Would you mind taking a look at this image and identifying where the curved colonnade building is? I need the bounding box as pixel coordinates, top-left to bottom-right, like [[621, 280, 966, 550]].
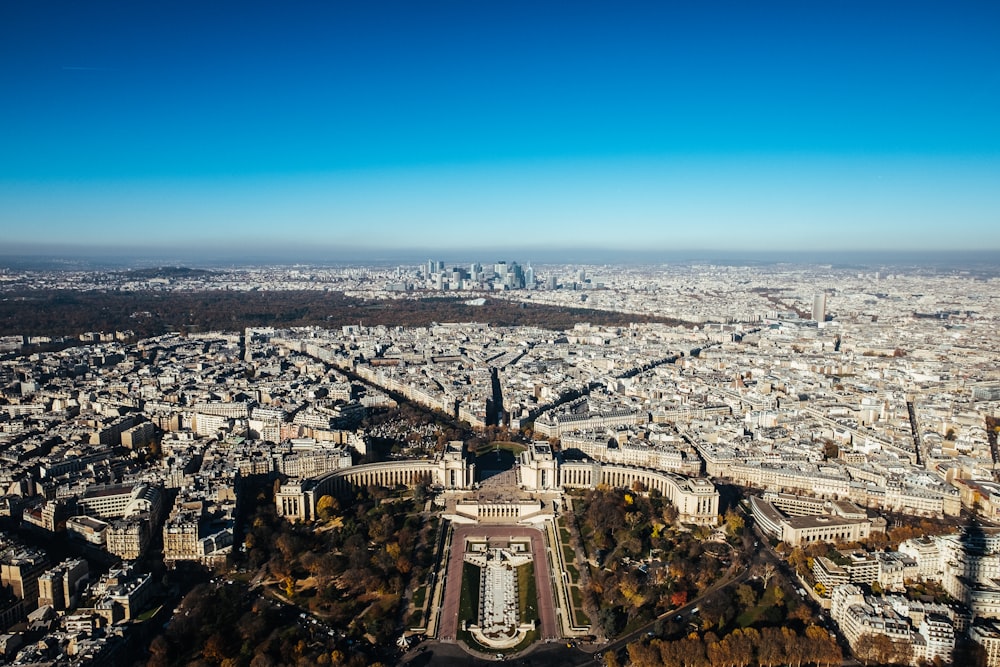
[[277, 441, 719, 525]]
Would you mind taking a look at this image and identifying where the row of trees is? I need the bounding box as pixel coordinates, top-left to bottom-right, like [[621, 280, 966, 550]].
[[626, 626, 842, 667]]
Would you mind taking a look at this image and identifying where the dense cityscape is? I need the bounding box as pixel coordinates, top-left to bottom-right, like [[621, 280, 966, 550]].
[[0, 258, 997, 666]]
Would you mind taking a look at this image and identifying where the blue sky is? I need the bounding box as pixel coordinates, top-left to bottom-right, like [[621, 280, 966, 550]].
[[2, 1, 999, 258]]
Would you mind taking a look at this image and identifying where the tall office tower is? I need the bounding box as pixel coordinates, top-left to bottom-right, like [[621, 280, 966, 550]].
[[812, 293, 827, 322], [508, 262, 524, 289], [524, 263, 535, 288], [426, 260, 435, 277]]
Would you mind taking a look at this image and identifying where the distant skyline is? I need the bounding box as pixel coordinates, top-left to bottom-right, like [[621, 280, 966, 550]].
[[2, 1, 999, 258]]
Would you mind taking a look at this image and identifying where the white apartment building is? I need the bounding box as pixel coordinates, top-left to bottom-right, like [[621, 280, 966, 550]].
[[898, 536, 943, 579]]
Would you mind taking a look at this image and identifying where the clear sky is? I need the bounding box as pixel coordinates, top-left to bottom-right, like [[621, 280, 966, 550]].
[[2, 1, 999, 260]]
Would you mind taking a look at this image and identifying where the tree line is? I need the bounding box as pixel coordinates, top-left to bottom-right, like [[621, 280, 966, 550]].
[[0, 289, 692, 339], [626, 625, 842, 667]]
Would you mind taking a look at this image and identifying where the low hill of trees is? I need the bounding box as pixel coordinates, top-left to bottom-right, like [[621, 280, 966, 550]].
[[0, 290, 691, 339]]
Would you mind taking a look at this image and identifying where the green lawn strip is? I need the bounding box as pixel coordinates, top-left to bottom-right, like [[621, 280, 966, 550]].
[[555, 522, 579, 583], [736, 606, 763, 628], [517, 563, 538, 624], [570, 586, 590, 626], [412, 585, 427, 608], [135, 604, 162, 622], [459, 563, 482, 627]]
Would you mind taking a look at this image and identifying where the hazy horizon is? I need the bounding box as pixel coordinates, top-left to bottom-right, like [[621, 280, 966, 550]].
[[3, 244, 999, 274]]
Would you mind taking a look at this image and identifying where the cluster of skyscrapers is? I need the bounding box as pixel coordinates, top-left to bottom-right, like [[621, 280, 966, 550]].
[[419, 259, 536, 291]]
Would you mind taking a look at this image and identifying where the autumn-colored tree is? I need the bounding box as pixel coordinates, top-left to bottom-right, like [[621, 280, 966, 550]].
[[671, 589, 689, 608], [147, 635, 171, 667], [756, 627, 787, 667], [787, 601, 813, 623], [805, 625, 842, 667], [619, 574, 646, 608], [317, 494, 339, 520], [729, 628, 758, 667], [854, 632, 911, 665], [628, 641, 661, 667], [202, 632, 232, 664], [724, 509, 745, 535]]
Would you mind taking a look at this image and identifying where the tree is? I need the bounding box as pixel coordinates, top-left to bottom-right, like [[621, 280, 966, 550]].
[[730, 628, 757, 667], [628, 641, 661, 667], [757, 627, 787, 667], [662, 504, 679, 524], [599, 606, 625, 638], [817, 439, 837, 460], [724, 509, 745, 536], [787, 601, 813, 623], [783, 627, 807, 667], [736, 583, 757, 609], [854, 633, 909, 666], [671, 590, 688, 608], [147, 635, 171, 667], [786, 549, 808, 577], [759, 562, 777, 589], [317, 495, 339, 520], [706, 637, 729, 667], [805, 625, 842, 667]]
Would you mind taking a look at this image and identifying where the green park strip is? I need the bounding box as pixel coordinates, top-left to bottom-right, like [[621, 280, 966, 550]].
[[571, 587, 590, 626], [411, 585, 427, 608], [517, 563, 538, 625], [458, 562, 482, 629]]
